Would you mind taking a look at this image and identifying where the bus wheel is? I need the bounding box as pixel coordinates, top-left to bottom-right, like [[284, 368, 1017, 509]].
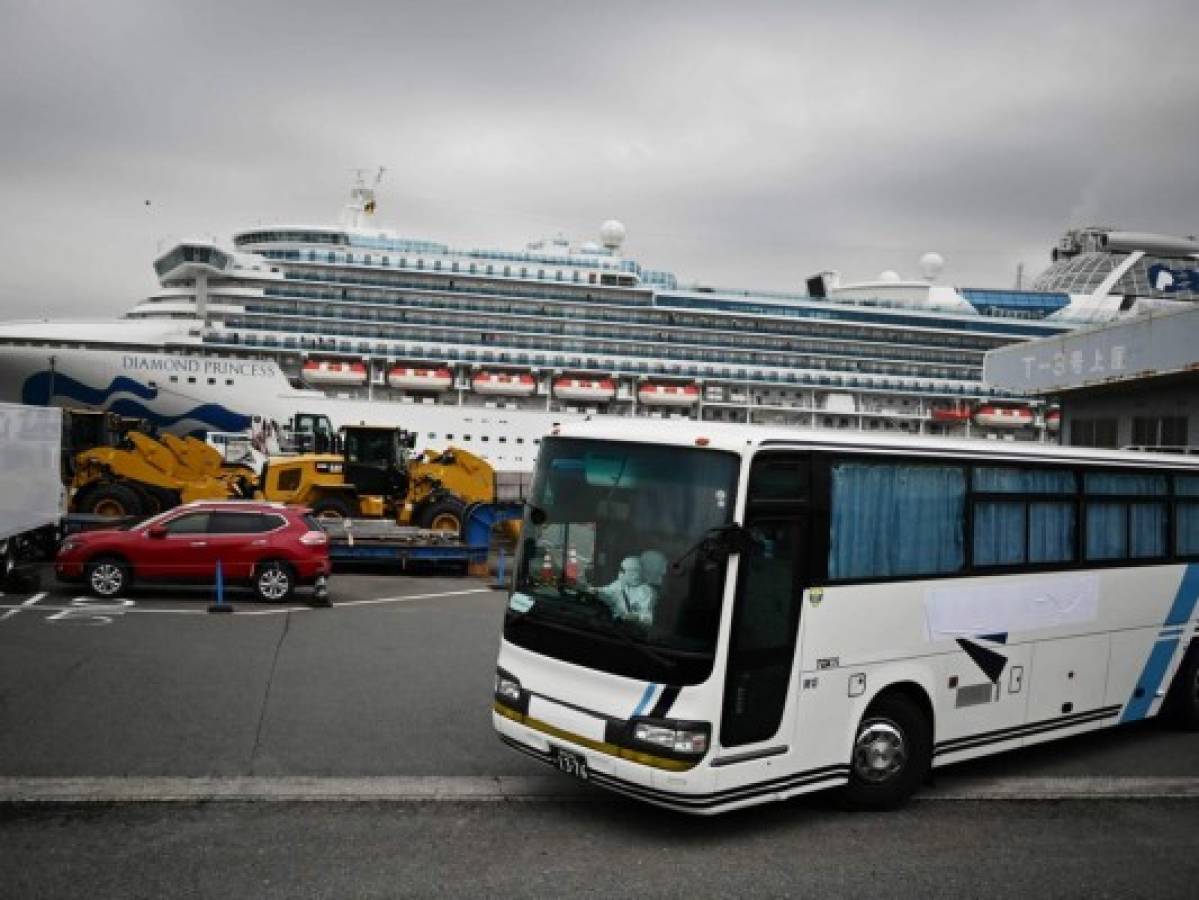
[[842, 693, 931, 810], [1165, 644, 1199, 731]]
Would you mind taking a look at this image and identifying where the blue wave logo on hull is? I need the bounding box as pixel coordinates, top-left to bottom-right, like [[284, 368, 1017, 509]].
[[22, 371, 252, 434]]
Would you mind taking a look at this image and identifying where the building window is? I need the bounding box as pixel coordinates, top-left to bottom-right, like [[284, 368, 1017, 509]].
[[1070, 417, 1119, 449], [1132, 415, 1188, 448]]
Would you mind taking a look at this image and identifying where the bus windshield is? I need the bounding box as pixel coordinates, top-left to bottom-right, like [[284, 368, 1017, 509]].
[[505, 437, 739, 684]]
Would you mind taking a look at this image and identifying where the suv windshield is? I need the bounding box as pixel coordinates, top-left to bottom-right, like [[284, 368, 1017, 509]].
[[504, 437, 739, 684]]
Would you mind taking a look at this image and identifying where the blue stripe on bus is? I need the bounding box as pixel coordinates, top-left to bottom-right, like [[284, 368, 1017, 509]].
[[1120, 638, 1180, 723], [1164, 564, 1199, 626], [631, 683, 658, 718]]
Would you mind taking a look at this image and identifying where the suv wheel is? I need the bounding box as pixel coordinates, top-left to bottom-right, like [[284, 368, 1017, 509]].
[[254, 561, 295, 603], [86, 556, 130, 599]]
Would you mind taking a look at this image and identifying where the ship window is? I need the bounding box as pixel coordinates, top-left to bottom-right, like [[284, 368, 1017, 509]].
[[187, 377, 196, 384], [446, 434, 453, 440], [463, 434, 472, 441], [516, 438, 524, 444], [225, 379, 234, 386], [207, 378, 216, 385], [170, 376, 178, 383]]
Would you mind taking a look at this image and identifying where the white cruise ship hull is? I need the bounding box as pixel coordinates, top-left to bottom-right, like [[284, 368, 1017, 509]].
[[0, 332, 580, 472]]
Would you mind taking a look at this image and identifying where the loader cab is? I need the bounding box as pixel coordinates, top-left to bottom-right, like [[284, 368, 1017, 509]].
[[341, 426, 414, 499], [290, 413, 337, 454]]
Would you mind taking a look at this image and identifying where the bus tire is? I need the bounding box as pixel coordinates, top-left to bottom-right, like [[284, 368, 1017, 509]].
[[842, 692, 931, 811], [1165, 643, 1199, 731]]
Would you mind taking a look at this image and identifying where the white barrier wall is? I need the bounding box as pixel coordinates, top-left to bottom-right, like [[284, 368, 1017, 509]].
[[0, 403, 63, 541]]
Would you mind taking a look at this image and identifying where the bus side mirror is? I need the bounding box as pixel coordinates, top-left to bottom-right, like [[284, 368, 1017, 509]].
[[710, 523, 755, 556]]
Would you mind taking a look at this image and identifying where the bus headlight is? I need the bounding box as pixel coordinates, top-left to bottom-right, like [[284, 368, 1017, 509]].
[[494, 669, 524, 708], [631, 719, 710, 756]]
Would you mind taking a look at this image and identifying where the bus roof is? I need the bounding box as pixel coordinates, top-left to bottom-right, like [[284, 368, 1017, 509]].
[[550, 419, 1199, 470]]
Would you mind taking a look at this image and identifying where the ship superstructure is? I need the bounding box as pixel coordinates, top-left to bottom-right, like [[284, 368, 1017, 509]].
[[0, 180, 1193, 472]]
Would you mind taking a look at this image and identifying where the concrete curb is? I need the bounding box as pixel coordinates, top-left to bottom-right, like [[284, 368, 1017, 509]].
[[2, 775, 1198, 804]]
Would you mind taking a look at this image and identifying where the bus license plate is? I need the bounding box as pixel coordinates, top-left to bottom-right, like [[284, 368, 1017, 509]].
[[552, 747, 589, 781]]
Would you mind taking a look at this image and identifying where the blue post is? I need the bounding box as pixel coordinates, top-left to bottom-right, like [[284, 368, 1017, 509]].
[[208, 559, 233, 613]]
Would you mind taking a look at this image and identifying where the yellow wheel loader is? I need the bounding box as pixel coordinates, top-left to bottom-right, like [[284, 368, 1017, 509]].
[[69, 430, 248, 518], [260, 425, 495, 534]]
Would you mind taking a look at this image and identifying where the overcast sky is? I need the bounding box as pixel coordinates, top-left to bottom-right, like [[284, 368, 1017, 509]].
[[1, 0, 1197, 319]]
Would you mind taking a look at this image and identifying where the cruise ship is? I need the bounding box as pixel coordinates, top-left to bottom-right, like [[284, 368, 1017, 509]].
[[1, 175, 1195, 473]]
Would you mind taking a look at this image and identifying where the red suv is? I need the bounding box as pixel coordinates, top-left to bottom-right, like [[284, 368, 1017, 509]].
[[56, 501, 330, 602]]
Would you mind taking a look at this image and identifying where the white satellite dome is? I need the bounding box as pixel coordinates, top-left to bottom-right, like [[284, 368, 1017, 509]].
[[878, 270, 902, 283], [919, 251, 945, 281], [599, 219, 626, 250]]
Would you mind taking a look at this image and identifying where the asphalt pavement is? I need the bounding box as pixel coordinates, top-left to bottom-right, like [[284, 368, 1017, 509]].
[[2, 569, 1199, 898]]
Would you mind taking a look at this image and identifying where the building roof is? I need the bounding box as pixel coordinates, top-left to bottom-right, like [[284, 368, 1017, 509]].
[[983, 303, 1199, 396]]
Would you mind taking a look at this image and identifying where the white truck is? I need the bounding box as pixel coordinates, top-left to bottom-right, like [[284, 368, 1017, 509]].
[[0, 403, 64, 587]]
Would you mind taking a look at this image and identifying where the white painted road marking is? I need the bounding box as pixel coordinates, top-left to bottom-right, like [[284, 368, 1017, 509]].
[[0, 592, 45, 623], [0, 587, 495, 620], [46, 597, 136, 626], [1, 775, 1197, 804]]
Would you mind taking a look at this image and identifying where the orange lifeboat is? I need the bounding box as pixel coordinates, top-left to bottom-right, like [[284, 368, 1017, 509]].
[[930, 401, 973, 423], [973, 404, 1035, 429], [553, 377, 617, 403], [638, 382, 700, 407], [302, 359, 367, 387], [387, 366, 453, 391], [472, 371, 537, 397]]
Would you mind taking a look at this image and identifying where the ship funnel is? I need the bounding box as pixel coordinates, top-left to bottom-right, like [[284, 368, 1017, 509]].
[[1099, 231, 1199, 257]]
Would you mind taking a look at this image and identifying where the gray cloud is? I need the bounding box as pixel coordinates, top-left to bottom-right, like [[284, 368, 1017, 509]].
[[1, 0, 1196, 319]]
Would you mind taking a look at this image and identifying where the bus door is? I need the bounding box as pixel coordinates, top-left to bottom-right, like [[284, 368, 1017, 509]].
[[720, 454, 809, 749]]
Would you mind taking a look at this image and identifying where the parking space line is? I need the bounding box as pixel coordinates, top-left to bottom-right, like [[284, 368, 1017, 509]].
[[334, 587, 494, 608], [0, 592, 46, 623], [0, 587, 495, 619]]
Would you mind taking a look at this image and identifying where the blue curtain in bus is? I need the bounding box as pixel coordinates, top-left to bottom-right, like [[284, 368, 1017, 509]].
[[974, 467, 1076, 493], [1129, 503, 1166, 558], [829, 463, 965, 579], [1178, 503, 1199, 555], [973, 501, 1024, 565], [1086, 502, 1127, 560], [1084, 473, 1167, 495], [1029, 502, 1074, 563]]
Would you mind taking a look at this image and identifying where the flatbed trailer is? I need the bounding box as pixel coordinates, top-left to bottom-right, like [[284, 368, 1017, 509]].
[[321, 501, 523, 574]]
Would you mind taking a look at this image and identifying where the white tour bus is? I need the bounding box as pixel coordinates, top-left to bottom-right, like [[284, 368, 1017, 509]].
[[493, 421, 1199, 814]]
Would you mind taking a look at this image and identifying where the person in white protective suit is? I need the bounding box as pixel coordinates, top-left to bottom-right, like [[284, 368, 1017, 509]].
[[595, 553, 664, 625]]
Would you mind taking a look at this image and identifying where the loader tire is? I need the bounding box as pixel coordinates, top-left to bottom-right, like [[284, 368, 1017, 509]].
[[414, 495, 467, 535], [80, 483, 144, 519]]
